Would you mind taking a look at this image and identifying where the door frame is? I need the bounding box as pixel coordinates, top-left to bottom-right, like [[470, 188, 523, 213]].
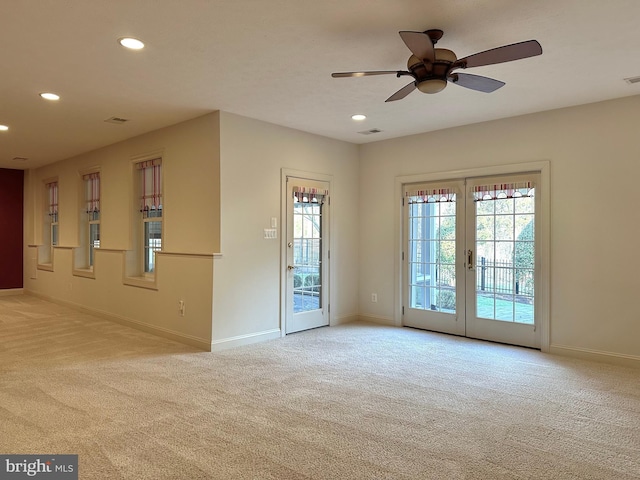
[[280, 168, 334, 336], [394, 161, 551, 352]]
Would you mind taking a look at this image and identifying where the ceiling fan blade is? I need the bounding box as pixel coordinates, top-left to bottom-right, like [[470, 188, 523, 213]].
[[399, 31, 435, 63], [449, 73, 505, 93], [457, 40, 542, 69], [331, 71, 401, 78], [385, 82, 416, 102]]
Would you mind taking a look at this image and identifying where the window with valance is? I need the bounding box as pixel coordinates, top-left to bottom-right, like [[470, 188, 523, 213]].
[[136, 158, 162, 274]]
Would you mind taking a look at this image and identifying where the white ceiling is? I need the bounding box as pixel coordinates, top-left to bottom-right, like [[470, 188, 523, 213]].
[[2, 0, 640, 170]]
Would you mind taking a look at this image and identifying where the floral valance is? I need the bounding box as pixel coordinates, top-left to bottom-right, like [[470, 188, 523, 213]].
[[83, 172, 100, 214], [405, 187, 456, 204], [293, 186, 329, 204], [136, 158, 162, 212], [46, 181, 58, 216], [473, 182, 534, 201]]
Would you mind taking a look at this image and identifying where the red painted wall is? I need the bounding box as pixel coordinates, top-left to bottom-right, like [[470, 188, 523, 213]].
[[0, 168, 24, 289]]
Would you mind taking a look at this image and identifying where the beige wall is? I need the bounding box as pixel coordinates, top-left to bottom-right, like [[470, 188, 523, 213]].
[[21, 95, 640, 364], [214, 112, 360, 348], [358, 95, 640, 362], [23, 113, 220, 348], [22, 110, 360, 352]]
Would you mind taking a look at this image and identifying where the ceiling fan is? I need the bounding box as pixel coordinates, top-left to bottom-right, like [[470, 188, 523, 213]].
[[331, 29, 542, 102]]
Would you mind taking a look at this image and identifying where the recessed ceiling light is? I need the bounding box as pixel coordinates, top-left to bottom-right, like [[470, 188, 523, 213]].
[[351, 114, 367, 121], [40, 92, 60, 101], [119, 37, 145, 50], [0, 125, 8, 131]]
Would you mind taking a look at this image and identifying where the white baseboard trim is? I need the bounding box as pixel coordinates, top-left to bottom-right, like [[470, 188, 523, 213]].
[[357, 314, 396, 326], [0, 288, 24, 297], [550, 344, 640, 368], [25, 290, 211, 351], [211, 328, 281, 352]]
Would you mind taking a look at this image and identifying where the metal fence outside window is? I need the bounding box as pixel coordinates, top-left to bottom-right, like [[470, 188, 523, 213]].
[[477, 257, 533, 296]]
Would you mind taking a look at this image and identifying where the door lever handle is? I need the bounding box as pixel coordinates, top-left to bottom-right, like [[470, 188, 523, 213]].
[[467, 250, 473, 270], [287, 265, 296, 271]]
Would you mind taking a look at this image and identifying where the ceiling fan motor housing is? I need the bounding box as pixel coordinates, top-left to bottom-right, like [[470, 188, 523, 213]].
[[408, 48, 458, 93]]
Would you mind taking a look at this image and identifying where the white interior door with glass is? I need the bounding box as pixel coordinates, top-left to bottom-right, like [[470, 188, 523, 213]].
[[403, 173, 540, 349], [284, 178, 330, 334]]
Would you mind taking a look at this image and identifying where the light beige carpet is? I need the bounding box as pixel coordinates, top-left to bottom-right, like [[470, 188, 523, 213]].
[[0, 294, 639, 479]]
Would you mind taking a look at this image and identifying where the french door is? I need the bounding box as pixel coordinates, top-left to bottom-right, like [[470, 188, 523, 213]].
[[284, 177, 330, 334], [403, 173, 540, 348]]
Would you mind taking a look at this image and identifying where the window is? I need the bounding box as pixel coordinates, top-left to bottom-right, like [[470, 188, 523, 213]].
[[83, 172, 100, 268], [45, 180, 58, 264], [137, 158, 162, 274]]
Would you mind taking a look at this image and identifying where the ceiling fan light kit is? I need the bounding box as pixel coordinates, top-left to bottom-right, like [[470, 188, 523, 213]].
[[332, 28, 542, 102], [417, 79, 448, 94]]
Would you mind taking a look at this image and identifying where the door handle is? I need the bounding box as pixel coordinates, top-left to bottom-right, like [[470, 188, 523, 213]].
[[467, 249, 474, 270], [287, 265, 296, 271]]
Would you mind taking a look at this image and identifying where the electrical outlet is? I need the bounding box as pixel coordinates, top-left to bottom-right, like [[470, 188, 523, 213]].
[[371, 293, 377, 303], [178, 300, 185, 316]]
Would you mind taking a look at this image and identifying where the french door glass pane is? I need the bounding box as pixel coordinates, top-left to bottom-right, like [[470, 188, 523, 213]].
[[475, 193, 534, 324], [407, 199, 456, 313], [293, 202, 322, 313]]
